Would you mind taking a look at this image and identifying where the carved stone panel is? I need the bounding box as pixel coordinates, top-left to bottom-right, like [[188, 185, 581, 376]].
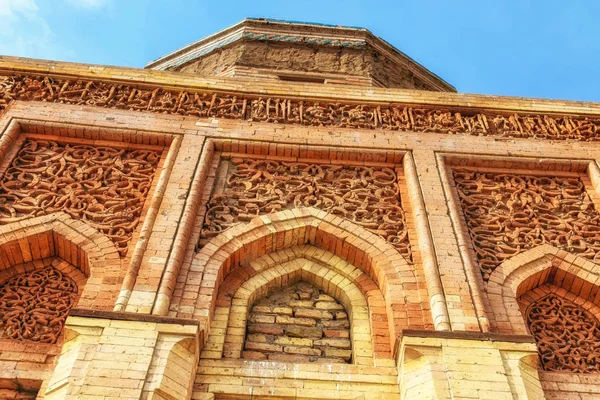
[[453, 170, 600, 280], [525, 293, 600, 373], [200, 158, 412, 262], [0, 139, 161, 256], [0, 265, 78, 344]]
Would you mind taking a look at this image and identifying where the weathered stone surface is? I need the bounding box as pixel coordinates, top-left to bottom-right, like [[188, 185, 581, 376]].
[[274, 337, 313, 347], [241, 351, 267, 360], [314, 339, 351, 349], [324, 348, 352, 361], [294, 308, 333, 320], [285, 326, 324, 339], [244, 342, 282, 353], [284, 346, 321, 356], [323, 330, 350, 339], [247, 324, 284, 336], [243, 281, 351, 363], [248, 314, 275, 324], [322, 320, 350, 329], [315, 302, 345, 311], [275, 315, 316, 327]]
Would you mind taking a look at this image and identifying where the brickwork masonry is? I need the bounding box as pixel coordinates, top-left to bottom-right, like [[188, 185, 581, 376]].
[[243, 281, 352, 363], [1, 56, 600, 398]]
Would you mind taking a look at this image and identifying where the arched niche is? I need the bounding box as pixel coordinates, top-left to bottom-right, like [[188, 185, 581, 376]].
[[242, 280, 353, 364], [200, 245, 398, 366], [180, 207, 429, 354], [0, 213, 117, 334], [487, 244, 600, 334], [0, 212, 115, 397]]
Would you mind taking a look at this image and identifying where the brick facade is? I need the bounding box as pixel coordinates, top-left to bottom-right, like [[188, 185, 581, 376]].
[[0, 18, 599, 399]]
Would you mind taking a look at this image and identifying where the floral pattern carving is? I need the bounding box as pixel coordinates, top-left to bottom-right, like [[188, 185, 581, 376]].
[[453, 170, 600, 280], [2, 75, 600, 141], [526, 293, 600, 373], [0, 267, 78, 344], [0, 139, 161, 256], [200, 158, 412, 262]]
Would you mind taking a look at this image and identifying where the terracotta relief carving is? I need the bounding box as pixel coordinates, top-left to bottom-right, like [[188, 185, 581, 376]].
[[200, 158, 412, 262], [453, 170, 600, 280], [2, 75, 600, 141], [0, 266, 78, 344], [526, 293, 600, 373], [0, 139, 161, 256]]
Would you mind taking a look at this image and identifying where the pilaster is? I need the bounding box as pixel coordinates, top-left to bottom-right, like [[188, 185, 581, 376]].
[[397, 331, 544, 400], [40, 311, 201, 400]]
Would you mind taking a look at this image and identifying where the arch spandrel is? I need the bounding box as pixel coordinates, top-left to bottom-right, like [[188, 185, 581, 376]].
[[199, 158, 413, 264], [453, 169, 600, 282], [0, 138, 162, 258]]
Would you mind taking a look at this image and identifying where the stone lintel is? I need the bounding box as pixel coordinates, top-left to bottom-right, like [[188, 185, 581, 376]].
[[401, 329, 536, 344], [70, 307, 201, 326]]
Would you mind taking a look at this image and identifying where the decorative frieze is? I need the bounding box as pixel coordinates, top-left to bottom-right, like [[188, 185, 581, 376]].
[[1, 75, 600, 141], [453, 170, 600, 280], [200, 158, 412, 262], [0, 138, 161, 256], [0, 266, 78, 344], [526, 293, 600, 373]]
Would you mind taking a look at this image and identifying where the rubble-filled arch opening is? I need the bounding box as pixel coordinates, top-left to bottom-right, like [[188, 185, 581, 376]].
[[243, 280, 352, 363]]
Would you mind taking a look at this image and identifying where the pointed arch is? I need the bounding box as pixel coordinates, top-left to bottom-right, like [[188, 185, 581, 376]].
[[170, 207, 429, 352], [487, 243, 600, 334], [201, 246, 391, 364], [220, 257, 374, 365], [0, 212, 120, 308]]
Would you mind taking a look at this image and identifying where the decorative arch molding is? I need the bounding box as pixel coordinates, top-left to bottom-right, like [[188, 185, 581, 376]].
[[172, 207, 430, 351], [201, 245, 392, 364], [487, 243, 600, 334], [0, 212, 120, 308], [224, 257, 374, 365]]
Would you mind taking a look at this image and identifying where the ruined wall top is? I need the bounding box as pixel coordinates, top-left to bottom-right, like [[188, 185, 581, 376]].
[[145, 18, 455, 92]]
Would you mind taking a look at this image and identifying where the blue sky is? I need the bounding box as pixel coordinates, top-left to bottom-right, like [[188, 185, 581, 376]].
[[1, 0, 599, 102]]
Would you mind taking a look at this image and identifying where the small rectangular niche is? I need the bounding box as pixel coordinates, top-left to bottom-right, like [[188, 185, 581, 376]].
[[278, 74, 326, 84]]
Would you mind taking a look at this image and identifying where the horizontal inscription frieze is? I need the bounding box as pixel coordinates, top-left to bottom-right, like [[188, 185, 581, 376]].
[[1, 75, 600, 141]]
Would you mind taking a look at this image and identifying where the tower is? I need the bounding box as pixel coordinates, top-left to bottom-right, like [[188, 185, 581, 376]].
[[0, 18, 598, 400]]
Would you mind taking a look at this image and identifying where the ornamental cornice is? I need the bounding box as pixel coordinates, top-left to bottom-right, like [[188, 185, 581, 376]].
[[2, 57, 600, 142]]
